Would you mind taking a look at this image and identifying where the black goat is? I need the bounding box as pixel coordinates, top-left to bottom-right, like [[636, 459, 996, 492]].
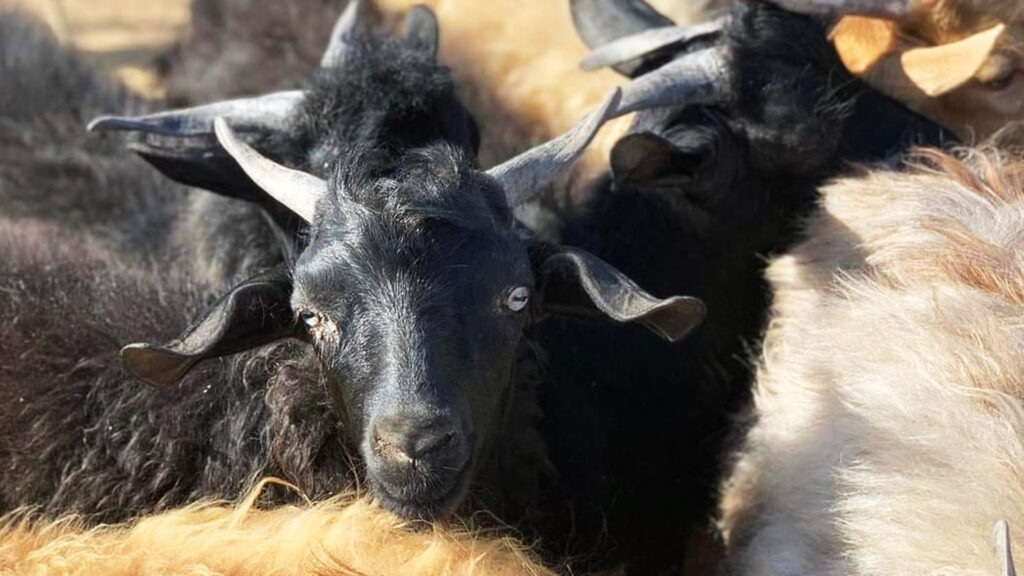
[[506, 1, 956, 574], [0, 2, 704, 536]]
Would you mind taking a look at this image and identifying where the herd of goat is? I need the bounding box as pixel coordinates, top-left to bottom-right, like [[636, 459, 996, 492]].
[[1, 0, 1023, 574]]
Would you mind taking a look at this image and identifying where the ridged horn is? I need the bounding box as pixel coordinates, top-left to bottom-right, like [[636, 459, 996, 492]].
[[487, 88, 621, 206], [213, 118, 327, 223]]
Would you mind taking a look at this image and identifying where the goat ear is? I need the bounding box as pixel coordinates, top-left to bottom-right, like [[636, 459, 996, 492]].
[[530, 243, 705, 342], [403, 5, 439, 58], [88, 91, 304, 203], [121, 267, 299, 387], [611, 132, 704, 188], [899, 23, 1005, 97], [832, 16, 1004, 99], [830, 16, 900, 75]]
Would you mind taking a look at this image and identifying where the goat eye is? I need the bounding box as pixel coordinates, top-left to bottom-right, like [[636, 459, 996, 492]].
[[504, 286, 530, 313], [299, 311, 321, 329]]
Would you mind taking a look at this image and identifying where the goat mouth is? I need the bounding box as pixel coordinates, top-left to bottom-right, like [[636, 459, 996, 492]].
[[369, 458, 474, 520]]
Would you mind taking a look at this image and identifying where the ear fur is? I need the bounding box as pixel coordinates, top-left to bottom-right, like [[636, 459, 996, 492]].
[[530, 243, 705, 342], [121, 267, 299, 387]]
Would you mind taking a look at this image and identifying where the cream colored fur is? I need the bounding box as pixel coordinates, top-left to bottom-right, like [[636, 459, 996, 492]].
[[720, 148, 1024, 576], [0, 485, 556, 576]]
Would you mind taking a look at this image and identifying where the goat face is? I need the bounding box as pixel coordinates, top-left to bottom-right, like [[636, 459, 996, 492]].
[[287, 153, 535, 516], [93, 3, 705, 520], [113, 140, 703, 519]]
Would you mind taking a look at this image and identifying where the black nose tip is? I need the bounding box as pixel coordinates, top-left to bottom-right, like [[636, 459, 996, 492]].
[[373, 415, 458, 461]]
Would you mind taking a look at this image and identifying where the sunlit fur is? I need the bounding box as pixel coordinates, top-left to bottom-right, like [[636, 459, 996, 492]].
[[720, 148, 1024, 575], [0, 485, 555, 576]]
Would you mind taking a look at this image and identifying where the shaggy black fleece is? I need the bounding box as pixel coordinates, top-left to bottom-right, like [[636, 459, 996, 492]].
[[0, 12, 542, 526]]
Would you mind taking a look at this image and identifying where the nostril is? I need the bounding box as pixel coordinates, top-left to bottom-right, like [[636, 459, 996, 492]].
[[373, 430, 410, 462], [372, 416, 459, 462], [409, 424, 457, 459]]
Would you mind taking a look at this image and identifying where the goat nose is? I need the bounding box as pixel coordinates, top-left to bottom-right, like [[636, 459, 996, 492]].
[[373, 415, 457, 461]]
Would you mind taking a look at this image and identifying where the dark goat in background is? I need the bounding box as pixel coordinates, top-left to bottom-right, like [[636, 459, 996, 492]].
[[505, 0, 955, 573], [0, 11, 286, 289], [0, 14, 179, 253], [0, 0, 703, 544]]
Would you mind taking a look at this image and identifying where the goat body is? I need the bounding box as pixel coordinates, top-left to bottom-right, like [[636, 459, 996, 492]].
[[719, 148, 1024, 575]]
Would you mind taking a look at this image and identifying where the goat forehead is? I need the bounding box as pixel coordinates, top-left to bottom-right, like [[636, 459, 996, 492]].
[[328, 144, 510, 229], [294, 221, 529, 310]]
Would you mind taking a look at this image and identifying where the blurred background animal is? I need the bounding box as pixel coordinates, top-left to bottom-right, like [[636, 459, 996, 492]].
[[155, 0, 733, 193], [829, 0, 1024, 141]]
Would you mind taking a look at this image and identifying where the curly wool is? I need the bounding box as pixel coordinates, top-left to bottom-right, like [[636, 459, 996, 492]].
[[0, 487, 556, 576]]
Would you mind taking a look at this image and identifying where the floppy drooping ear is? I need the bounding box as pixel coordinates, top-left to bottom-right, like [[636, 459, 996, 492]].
[[832, 16, 1005, 100], [530, 243, 705, 342], [611, 124, 738, 198], [121, 267, 301, 387]]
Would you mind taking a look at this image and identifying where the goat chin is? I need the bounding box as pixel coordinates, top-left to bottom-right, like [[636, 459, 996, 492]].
[[0, 481, 556, 576], [720, 147, 1024, 575]]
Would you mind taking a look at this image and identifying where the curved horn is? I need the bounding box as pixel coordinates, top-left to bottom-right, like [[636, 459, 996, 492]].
[[570, 0, 675, 49], [88, 90, 305, 137], [580, 20, 725, 72], [213, 118, 326, 223], [321, 0, 369, 69], [767, 0, 912, 19], [487, 89, 621, 206], [996, 520, 1018, 576], [609, 46, 728, 117]]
